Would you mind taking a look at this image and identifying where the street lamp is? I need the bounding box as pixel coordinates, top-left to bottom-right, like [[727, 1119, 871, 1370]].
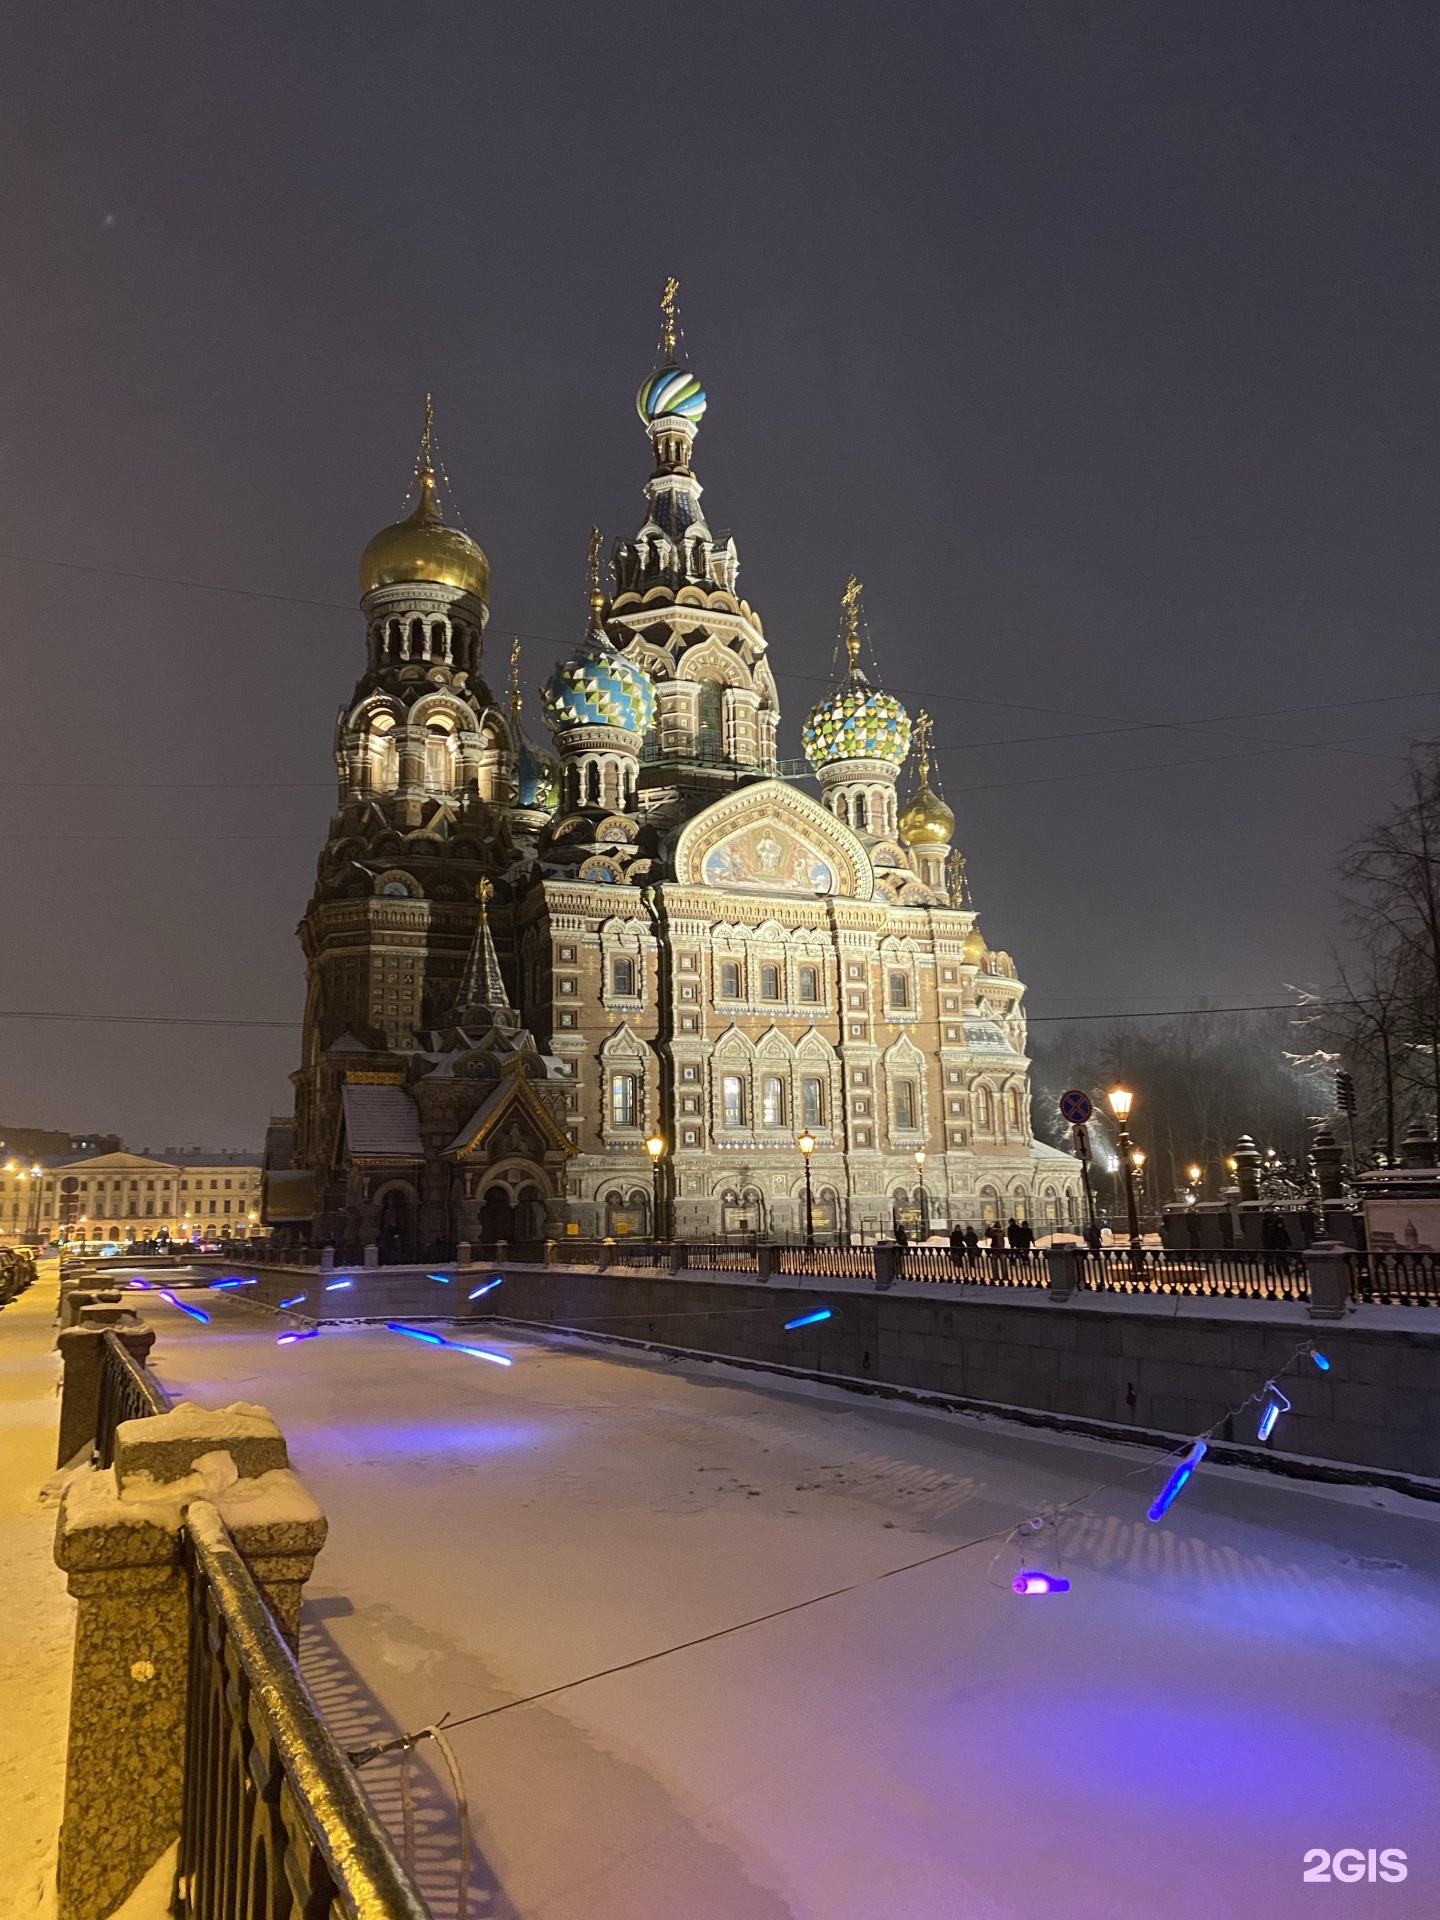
[[645, 1130, 666, 1243], [1107, 1087, 1143, 1251], [914, 1148, 928, 1242], [798, 1130, 816, 1248], [1186, 1163, 1202, 1204]]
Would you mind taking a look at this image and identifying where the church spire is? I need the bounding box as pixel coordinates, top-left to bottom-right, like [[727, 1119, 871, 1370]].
[[453, 879, 519, 1032]]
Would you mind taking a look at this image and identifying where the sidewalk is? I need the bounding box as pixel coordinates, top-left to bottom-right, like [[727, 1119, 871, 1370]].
[[0, 1267, 74, 1918]]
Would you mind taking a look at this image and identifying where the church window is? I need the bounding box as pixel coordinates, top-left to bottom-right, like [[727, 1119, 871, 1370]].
[[760, 964, 780, 1001], [852, 794, 868, 832], [798, 966, 819, 1003], [761, 1076, 786, 1127], [801, 1077, 825, 1128], [722, 1075, 746, 1128], [894, 1080, 917, 1130], [585, 763, 601, 806], [609, 1074, 638, 1129], [720, 962, 741, 999], [612, 957, 636, 997], [976, 1087, 994, 1131], [1008, 1088, 1024, 1129], [888, 972, 909, 1010]]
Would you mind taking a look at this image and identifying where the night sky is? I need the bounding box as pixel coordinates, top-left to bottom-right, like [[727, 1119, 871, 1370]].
[[3, 3, 1439, 1149]]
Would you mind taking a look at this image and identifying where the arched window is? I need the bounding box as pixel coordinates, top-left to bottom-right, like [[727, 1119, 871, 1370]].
[[852, 793, 868, 832], [585, 762, 601, 806], [697, 681, 723, 758], [1007, 1087, 1024, 1130], [975, 1086, 993, 1132]]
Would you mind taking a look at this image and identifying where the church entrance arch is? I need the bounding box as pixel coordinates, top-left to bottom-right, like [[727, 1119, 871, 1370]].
[[479, 1188, 516, 1244], [377, 1185, 415, 1265]]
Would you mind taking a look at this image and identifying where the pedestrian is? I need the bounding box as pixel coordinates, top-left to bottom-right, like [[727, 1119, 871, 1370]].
[[964, 1223, 981, 1261], [986, 1219, 1005, 1254], [895, 1217, 910, 1249], [1016, 1218, 1035, 1254], [1006, 1215, 1023, 1251], [949, 1221, 966, 1271], [1084, 1218, 1102, 1257]]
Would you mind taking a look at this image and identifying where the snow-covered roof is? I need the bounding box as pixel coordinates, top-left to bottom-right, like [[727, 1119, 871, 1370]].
[[342, 1084, 423, 1160]]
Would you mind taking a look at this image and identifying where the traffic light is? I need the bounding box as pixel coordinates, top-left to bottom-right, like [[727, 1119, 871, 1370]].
[[1335, 1070, 1357, 1115]]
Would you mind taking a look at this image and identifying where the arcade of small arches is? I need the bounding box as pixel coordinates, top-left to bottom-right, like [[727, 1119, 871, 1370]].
[[366, 611, 484, 677]]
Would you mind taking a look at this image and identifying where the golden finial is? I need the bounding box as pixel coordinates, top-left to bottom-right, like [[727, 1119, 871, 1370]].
[[507, 636, 522, 715], [660, 276, 680, 363], [841, 574, 864, 667], [419, 392, 435, 474], [915, 710, 933, 784], [476, 876, 495, 906], [587, 525, 606, 628]]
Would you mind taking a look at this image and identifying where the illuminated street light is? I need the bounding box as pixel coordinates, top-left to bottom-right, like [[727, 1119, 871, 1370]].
[[1107, 1087, 1133, 1123], [914, 1147, 928, 1241], [798, 1129, 816, 1248], [645, 1130, 666, 1242], [1107, 1089, 1143, 1257]]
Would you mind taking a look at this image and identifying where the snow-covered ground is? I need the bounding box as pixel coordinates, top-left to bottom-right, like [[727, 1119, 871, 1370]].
[[0, 1270, 75, 1919], [146, 1293, 1440, 1920]]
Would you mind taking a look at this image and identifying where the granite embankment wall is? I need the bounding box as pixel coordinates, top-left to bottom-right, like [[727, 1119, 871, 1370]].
[[193, 1260, 1440, 1486]]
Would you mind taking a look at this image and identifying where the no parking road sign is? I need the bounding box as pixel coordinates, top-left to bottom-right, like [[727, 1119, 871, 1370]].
[[1059, 1089, 1094, 1127]]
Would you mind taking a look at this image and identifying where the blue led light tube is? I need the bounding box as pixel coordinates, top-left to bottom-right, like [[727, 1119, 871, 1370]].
[[1147, 1438, 1207, 1522]]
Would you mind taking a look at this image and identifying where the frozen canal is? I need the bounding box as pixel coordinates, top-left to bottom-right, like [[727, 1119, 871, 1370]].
[[146, 1293, 1440, 1920]]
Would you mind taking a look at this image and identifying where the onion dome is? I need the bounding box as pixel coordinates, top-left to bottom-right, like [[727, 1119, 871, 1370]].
[[636, 277, 707, 424], [962, 927, 986, 965], [359, 400, 489, 602], [802, 576, 911, 770], [505, 642, 560, 811], [541, 529, 656, 738], [637, 365, 707, 425], [543, 644, 655, 737], [898, 711, 955, 845]]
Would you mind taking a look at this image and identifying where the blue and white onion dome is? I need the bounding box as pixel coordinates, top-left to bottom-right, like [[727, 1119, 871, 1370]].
[[514, 723, 561, 812], [803, 677, 911, 770], [636, 364, 707, 426], [542, 636, 656, 739]]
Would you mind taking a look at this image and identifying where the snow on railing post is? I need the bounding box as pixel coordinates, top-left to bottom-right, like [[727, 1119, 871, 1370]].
[[1303, 1240, 1352, 1321], [52, 1400, 328, 1920]]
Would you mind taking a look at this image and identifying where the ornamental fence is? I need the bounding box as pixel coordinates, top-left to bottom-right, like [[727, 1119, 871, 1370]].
[[73, 1335, 429, 1920]]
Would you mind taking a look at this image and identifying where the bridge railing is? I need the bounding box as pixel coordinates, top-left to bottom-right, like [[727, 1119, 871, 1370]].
[[176, 1502, 430, 1920]]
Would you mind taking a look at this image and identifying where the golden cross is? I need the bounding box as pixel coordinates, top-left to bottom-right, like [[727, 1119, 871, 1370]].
[[588, 525, 605, 624], [476, 877, 495, 906], [419, 392, 435, 468], [841, 574, 863, 662], [660, 276, 680, 361], [916, 709, 932, 778]]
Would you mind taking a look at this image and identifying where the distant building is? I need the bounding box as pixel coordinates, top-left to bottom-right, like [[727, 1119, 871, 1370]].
[[33, 1150, 266, 1245], [271, 296, 1082, 1258]]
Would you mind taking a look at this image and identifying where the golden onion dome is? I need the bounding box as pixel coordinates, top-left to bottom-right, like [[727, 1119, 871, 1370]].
[[962, 927, 986, 965], [899, 780, 956, 847], [359, 465, 490, 603]]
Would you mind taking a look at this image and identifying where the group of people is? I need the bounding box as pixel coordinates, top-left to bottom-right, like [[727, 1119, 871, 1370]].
[[944, 1216, 1039, 1261]]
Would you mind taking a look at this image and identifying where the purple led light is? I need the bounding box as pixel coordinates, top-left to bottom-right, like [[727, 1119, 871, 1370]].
[[277, 1329, 319, 1346], [1012, 1569, 1071, 1595], [128, 1279, 152, 1290], [280, 1294, 307, 1308], [468, 1277, 503, 1299], [1310, 1348, 1331, 1371], [1148, 1438, 1207, 1522], [159, 1290, 210, 1324], [324, 1279, 353, 1291], [210, 1278, 256, 1290]]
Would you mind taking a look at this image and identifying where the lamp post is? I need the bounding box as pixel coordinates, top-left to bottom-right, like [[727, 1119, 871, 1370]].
[[1107, 1087, 1143, 1253], [914, 1148, 928, 1242], [798, 1130, 816, 1248], [1186, 1163, 1202, 1204], [645, 1130, 666, 1244]]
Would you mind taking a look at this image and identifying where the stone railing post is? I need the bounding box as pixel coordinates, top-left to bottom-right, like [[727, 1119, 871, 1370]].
[[668, 1242, 685, 1276], [1045, 1245, 1082, 1300], [56, 1320, 155, 1469], [457, 1240, 472, 1268], [363, 1242, 379, 1268], [873, 1243, 898, 1291], [53, 1402, 327, 1920], [1304, 1240, 1353, 1321], [756, 1243, 775, 1282], [319, 1245, 335, 1271]]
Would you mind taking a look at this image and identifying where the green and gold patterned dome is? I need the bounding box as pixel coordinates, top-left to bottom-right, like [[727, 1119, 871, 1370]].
[[802, 575, 911, 771]]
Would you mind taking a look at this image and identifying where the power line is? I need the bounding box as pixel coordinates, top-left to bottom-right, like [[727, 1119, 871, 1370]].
[[0, 1000, 1325, 1035]]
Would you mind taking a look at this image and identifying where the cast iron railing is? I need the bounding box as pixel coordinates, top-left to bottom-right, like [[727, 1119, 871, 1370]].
[[1352, 1249, 1440, 1306], [94, 1327, 173, 1467], [177, 1501, 431, 1920]]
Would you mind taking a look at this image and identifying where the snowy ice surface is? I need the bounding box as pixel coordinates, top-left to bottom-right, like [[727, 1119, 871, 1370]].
[[145, 1292, 1440, 1920]]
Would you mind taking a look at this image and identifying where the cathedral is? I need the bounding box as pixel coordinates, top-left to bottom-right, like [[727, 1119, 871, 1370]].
[[264, 289, 1082, 1259]]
